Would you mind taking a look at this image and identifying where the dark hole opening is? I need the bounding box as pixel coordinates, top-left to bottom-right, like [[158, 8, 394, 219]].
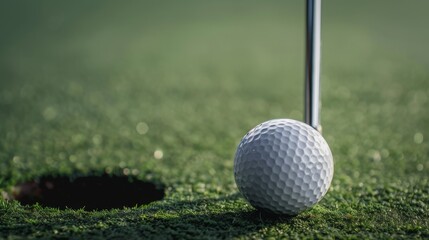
[[12, 174, 165, 211]]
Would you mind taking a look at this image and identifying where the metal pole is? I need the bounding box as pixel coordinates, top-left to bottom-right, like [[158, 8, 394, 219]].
[[305, 0, 322, 132]]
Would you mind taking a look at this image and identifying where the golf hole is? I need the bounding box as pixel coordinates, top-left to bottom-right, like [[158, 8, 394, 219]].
[[11, 174, 165, 211]]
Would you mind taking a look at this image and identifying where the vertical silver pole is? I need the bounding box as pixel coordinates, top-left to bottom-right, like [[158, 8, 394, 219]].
[[305, 0, 322, 132]]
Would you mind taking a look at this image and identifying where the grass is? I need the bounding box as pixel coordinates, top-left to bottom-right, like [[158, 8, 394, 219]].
[[0, 0, 428, 239]]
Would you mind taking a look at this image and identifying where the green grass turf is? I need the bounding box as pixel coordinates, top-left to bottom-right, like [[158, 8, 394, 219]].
[[1, 0, 428, 239]]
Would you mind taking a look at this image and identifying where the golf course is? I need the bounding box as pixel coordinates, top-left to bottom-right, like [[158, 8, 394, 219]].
[[0, 0, 428, 239]]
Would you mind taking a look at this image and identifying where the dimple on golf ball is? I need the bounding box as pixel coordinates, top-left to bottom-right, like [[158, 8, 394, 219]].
[[234, 119, 333, 215]]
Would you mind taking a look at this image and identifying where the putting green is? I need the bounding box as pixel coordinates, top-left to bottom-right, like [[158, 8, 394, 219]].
[[1, 0, 428, 239]]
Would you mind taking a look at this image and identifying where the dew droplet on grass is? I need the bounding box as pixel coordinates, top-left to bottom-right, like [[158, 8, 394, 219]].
[[43, 107, 57, 120], [136, 122, 149, 135], [154, 150, 163, 159], [414, 132, 423, 144]]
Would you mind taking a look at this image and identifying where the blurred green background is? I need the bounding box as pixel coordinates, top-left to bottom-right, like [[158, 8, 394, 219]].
[[0, 0, 428, 238]]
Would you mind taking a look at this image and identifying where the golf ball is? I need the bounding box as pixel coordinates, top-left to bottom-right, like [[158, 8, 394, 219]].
[[234, 119, 333, 215]]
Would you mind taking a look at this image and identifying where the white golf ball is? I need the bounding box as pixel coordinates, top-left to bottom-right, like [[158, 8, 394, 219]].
[[234, 119, 333, 215]]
